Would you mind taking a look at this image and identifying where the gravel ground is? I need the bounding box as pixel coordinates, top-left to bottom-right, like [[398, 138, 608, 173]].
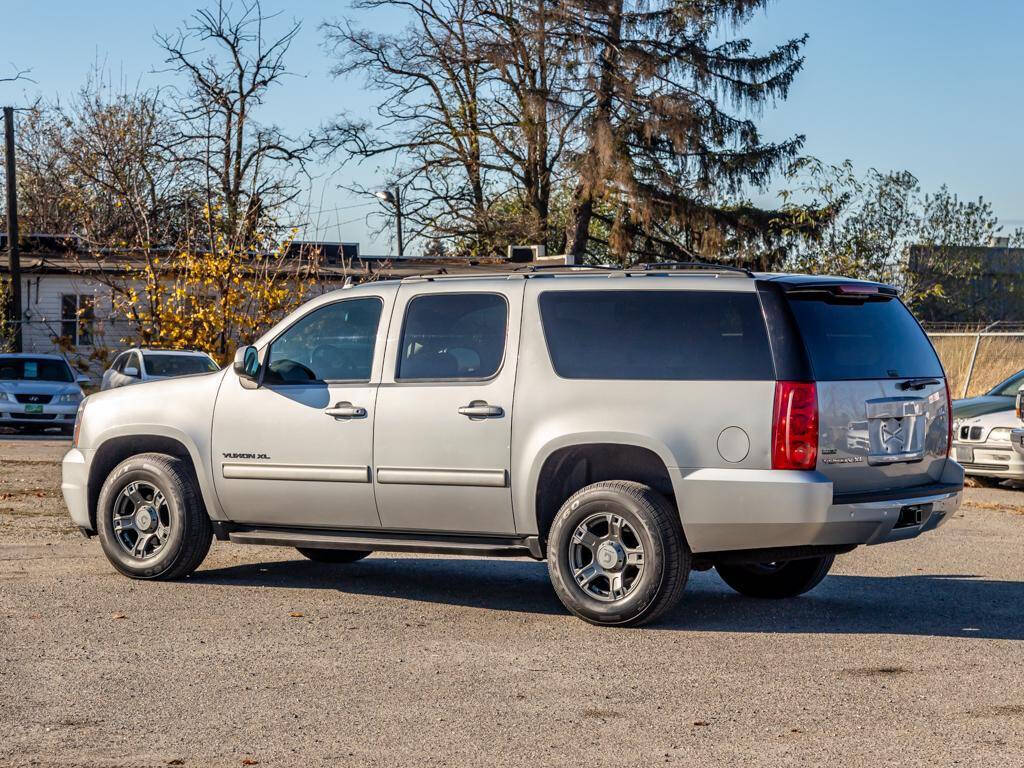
[[1, 438, 1023, 767]]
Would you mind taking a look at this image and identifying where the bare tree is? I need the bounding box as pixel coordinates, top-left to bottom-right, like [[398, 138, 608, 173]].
[[156, 0, 319, 246]]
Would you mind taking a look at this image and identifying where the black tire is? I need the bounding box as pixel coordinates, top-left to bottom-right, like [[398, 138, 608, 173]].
[[716, 555, 834, 599], [547, 480, 690, 627], [296, 547, 372, 564], [96, 453, 213, 580]]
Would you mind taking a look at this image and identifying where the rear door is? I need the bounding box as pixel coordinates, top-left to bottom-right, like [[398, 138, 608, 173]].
[[784, 286, 950, 494], [373, 280, 523, 534]]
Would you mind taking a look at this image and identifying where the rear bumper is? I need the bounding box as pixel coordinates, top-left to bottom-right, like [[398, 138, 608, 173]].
[[675, 462, 964, 553]]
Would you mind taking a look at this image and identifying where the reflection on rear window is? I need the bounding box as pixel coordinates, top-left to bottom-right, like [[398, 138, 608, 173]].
[[786, 294, 943, 380], [142, 354, 220, 377]]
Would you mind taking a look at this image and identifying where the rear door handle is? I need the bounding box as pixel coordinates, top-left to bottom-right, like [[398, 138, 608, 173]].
[[325, 402, 367, 419], [458, 402, 504, 419]]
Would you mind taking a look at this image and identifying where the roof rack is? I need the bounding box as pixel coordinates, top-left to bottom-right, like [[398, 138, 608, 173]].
[[635, 261, 755, 277], [512, 263, 619, 273]]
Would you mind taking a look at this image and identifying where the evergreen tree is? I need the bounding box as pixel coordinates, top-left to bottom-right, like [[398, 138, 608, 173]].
[[558, 0, 808, 264]]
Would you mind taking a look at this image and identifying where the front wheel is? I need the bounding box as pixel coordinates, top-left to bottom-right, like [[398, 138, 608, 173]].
[[716, 555, 834, 599], [296, 548, 371, 564], [96, 453, 212, 580], [547, 481, 690, 627]]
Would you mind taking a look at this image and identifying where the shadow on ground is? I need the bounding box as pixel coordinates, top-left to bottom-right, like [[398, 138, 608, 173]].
[[191, 556, 1024, 640]]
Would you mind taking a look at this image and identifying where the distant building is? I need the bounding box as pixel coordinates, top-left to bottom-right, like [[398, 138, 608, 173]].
[[907, 239, 1024, 322]]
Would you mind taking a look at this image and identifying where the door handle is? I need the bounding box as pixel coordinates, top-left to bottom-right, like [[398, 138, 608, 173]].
[[458, 402, 504, 419], [325, 402, 367, 419]]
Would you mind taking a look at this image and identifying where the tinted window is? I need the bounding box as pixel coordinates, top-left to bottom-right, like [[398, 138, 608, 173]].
[[398, 293, 507, 380], [143, 354, 220, 377], [266, 298, 383, 384], [538, 290, 773, 380], [0, 357, 74, 382], [990, 369, 1024, 397], [786, 294, 943, 380]]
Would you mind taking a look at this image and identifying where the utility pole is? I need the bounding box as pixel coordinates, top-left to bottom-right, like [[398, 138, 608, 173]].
[[3, 106, 22, 352]]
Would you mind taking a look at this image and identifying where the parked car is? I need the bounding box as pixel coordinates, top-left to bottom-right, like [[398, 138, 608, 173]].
[[952, 368, 1024, 420], [1009, 385, 1024, 464], [951, 407, 1024, 486], [101, 348, 220, 390], [0, 353, 88, 435], [61, 267, 963, 626]]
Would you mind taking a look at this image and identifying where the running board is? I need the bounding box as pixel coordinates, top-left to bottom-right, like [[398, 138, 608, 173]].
[[222, 524, 544, 560]]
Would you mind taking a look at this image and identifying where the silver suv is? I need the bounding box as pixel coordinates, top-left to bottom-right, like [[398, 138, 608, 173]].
[[61, 265, 964, 626]]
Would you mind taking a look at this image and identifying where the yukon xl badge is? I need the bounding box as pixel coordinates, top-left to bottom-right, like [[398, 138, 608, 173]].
[[822, 456, 864, 464], [222, 452, 270, 460]]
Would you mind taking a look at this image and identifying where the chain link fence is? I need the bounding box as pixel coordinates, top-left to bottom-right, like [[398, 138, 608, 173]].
[[923, 322, 1024, 398]]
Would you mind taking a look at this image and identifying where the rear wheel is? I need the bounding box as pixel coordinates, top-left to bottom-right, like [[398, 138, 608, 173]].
[[547, 481, 690, 627], [716, 555, 834, 599], [296, 548, 372, 564], [97, 453, 212, 580]]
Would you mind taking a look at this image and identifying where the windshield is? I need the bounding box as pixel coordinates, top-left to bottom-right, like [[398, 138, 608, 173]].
[[987, 369, 1024, 397], [0, 357, 75, 383], [786, 293, 943, 380], [143, 353, 220, 377]]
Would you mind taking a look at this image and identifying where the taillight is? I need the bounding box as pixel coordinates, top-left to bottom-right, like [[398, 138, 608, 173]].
[[945, 380, 953, 457], [72, 399, 87, 448], [772, 381, 818, 470]]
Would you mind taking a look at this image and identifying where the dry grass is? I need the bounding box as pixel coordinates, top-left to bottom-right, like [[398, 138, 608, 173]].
[[929, 334, 1024, 398]]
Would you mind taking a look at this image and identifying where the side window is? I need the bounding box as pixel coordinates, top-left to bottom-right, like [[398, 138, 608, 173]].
[[265, 297, 383, 384], [397, 293, 507, 381], [112, 353, 127, 373], [538, 290, 774, 380], [127, 352, 142, 375]]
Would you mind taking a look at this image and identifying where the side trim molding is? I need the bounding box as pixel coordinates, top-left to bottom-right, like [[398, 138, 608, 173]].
[[222, 463, 371, 483], [376, 467, 508, 487]]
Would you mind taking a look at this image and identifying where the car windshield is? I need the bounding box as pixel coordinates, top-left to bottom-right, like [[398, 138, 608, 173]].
[[143, 353, 220, 377], [0, 357, 75, 383], [986, 369, 1024, 397]]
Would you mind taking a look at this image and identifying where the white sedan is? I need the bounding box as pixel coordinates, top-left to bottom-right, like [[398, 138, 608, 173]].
[[101, 348, 220, 391], [953, 407, 1024, 487]]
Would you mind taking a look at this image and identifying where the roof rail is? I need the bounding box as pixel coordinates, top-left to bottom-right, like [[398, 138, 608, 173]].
[[636, 261, 755, 277], [512, 263, 619, 272]]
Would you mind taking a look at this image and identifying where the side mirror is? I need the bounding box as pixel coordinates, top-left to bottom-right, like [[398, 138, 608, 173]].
[[75, 373, 91, 385], [123, 366, 140, 378], [233, 346, 261, 381]]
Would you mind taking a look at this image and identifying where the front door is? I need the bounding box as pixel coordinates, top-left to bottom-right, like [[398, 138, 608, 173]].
[[373, 281, 524, 534], [211, 295, 388, 529]]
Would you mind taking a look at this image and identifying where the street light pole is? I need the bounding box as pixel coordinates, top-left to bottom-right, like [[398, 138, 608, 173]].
[[376, 187, 404, 259], [3, 106, 23, 353]]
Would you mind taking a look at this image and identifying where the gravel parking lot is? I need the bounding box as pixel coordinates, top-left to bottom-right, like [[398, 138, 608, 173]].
[[1, 437, 1023, 767]]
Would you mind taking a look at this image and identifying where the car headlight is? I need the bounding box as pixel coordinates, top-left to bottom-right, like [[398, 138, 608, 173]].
[[988, 427, 1012, 443], [57, 392, 83, 405]]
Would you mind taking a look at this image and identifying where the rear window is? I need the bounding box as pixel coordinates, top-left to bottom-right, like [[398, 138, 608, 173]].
[[786, 293, 943, 380], [143, 353, 220, 377], [538, 290, 774, 380]]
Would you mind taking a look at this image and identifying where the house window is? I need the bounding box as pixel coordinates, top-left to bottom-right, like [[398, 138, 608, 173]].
[[61, 294, 95, 346]]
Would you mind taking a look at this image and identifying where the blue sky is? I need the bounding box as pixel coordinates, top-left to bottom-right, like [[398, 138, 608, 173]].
[[2, 0, 1022, 254]]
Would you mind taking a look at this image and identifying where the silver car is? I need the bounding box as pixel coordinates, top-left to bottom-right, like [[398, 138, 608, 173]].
[[0, 353, 88, 435], [101, 348, 220, 390], [61, 267, 964, 626]]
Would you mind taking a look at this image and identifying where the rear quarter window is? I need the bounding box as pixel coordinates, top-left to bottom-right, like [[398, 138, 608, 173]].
[[538, 290, 774, 380], [785, 293, 943, 380]]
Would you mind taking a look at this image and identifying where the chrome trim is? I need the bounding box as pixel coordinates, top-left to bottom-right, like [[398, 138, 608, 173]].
[[375, 467, 508, 487], [222, 463, 371, 483]]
